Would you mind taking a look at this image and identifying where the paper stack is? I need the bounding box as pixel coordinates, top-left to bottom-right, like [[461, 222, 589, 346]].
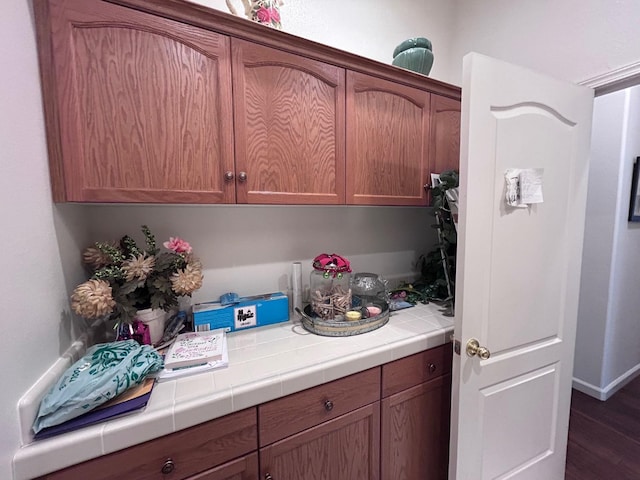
[[155, 329, 229, 382]]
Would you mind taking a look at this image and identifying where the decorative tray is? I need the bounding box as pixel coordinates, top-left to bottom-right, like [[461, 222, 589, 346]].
[[298, 299, 390, 337]]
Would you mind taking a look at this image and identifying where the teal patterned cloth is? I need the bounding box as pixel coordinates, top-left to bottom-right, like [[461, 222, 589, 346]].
[[32, 340, 164, 434]]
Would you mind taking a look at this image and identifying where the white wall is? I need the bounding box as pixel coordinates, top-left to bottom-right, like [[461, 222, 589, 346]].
[[84, 205, 436, 305], [195, 0, 457, 83], [1, 2, 90, 479], [573, 90, 626, 394], [4, 1, 451, 477], [573, 86, 640, 399], [603, 86, 640, 390], [450, 0, 640, 85]]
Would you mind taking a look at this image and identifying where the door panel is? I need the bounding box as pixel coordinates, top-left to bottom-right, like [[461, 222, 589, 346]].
[[450, 53, 593, 480], [346, 71, 430, 205], [232, 39, 345, 204], [260, 403, 380, 480], [45, 0, 235, 203]]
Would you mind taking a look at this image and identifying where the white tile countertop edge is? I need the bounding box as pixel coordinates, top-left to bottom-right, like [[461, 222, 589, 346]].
[[13, 303, 454, 480]]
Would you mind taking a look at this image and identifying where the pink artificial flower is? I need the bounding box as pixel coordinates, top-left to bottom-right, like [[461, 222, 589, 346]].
[[163, 237, 192, 254], [256, 6, 271, 24], [268, 7, 280, 23]]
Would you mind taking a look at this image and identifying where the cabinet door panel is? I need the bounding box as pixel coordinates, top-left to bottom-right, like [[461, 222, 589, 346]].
[[429, 95, 461, 176], [39, 0, 235, 203], [346, 71, 431, 205], [187, 452, 258, 480], [261, 403, 380, 480], [232, 39, 346, 204], [381, 375, 451, 480]]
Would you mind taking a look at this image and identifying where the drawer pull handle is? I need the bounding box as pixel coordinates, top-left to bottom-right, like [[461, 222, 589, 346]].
[[324, 400, 334, 412], [428, 363, 437, 373], [161, 458, 175, 474], [265, 474, 273, 480]]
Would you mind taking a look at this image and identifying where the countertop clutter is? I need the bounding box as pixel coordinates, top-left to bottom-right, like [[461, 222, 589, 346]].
[[13, 303, 453, 480]]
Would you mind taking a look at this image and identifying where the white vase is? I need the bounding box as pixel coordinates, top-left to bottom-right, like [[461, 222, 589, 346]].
[[135, 308, 167, 345]]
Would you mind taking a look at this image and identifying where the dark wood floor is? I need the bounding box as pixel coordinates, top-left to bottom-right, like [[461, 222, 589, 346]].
[[565, 375, 640, 479]]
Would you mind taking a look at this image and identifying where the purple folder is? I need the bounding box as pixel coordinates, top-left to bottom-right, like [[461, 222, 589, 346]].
[[34, 381, 154, 440]]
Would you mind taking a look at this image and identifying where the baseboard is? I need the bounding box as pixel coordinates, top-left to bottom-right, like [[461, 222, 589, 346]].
[[571, 378, 607, 400], [573, 363, 640, 401]]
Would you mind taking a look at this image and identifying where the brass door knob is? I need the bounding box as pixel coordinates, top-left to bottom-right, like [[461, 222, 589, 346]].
[[466, 339, 491, 360]]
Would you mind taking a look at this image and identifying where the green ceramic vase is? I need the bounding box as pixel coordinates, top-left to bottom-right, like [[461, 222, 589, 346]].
[[392, 37, 434, 76]]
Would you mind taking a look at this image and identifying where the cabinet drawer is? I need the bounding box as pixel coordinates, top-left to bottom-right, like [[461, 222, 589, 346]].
[[382, 343, 452, 397], [259, 367, 381, 446], [39, 408, 257, 480]]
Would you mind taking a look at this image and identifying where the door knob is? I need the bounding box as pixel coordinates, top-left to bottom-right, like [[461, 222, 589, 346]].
[[224, 171, 234, 181], [238, 171, 248, 182], [466, 339, 491, 359]]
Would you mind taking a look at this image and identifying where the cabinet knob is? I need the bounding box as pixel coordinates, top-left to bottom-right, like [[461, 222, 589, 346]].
[[324, 400, 334, 412], [238, 171, 248, 182], [224, 171, 234, 181], [161, 458, 175, 474], [428, 363, 437, 374], [265, 474, 273, 480]]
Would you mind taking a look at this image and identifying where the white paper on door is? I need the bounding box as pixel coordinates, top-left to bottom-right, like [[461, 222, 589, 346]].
[[504, 168, 544, 208]]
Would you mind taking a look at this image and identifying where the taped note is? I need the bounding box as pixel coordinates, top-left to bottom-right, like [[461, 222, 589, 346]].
[[505, 168, 544, 208]]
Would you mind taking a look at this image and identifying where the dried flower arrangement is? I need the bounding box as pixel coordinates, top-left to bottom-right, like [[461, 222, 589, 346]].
[[71, 226, 203, 325]]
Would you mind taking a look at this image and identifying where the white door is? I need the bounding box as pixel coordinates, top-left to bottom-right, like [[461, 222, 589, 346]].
[[449, 53, 594, 479]]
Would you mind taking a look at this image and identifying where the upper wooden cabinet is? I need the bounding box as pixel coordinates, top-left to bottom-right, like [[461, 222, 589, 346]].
[[429, 95, 462, 177], [36, 0, 235, 203], [232, 39, 345, 204], [346, 71, 431, 206], [35, 0, 461, 205]]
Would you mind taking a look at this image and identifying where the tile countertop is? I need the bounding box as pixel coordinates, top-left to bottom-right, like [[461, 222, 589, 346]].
[[13, 303, 453, 480]]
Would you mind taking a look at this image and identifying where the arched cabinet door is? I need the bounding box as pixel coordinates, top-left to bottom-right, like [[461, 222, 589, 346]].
[[232, 38, 346, 204], [429, 95, 461, 176], [37, 0, 235, 203], [346, 71, 431, 206]]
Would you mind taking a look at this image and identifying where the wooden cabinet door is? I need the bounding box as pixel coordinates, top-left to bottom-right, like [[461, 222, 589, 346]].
[[186, 453, 258, 480], [346, 71, 431, 205], [232, 39, 346, 204], [36, 0, 235, 203], [260, 403, 380, 480], [381, 375, 452, 480], [429, 95, 461, 176]]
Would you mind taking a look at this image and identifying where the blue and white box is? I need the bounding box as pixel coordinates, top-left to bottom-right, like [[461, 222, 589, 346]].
[[193, 292, 289, 333]]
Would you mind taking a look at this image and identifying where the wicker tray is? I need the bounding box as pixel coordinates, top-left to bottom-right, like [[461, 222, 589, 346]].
[[299, 300, 390, 337]]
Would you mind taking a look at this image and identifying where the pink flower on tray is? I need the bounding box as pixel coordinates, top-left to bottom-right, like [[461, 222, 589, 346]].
[[164, 237, 192, 254], [256, 6, 271, 24]]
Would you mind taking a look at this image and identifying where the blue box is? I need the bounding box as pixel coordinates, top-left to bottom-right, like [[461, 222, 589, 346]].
[[193, 292, 289, 333]]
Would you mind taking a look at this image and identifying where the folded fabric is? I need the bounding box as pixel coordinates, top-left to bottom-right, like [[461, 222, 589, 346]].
[[33, 340, 163, 434]]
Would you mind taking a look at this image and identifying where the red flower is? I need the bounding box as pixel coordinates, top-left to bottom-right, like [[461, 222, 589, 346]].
[[268, 7, 280, 23], [256, 6, 271, 23]]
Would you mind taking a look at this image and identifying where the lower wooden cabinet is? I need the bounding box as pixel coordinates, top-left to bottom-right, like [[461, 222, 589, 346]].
[[186, 453, 258, 480], [260, 403, 380, 480], [381, 375, 451, 480], [40, 345, 452, 480], [37, 408, 257, 480]]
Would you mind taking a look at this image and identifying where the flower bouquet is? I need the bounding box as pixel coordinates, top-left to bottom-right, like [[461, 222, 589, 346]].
[[71, 226, 203, 327]]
